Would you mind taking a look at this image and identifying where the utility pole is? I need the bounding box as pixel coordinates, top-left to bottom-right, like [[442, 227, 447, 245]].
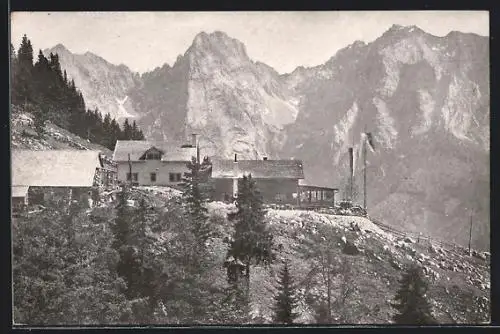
[[468, 208, 473, 255], [348, 147, 354, 203], [363, 126, 367, 212], [128, 153, 132, 186]]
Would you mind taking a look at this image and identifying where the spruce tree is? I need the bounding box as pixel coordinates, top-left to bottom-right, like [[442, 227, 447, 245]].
[[273, 261, 299, 324], [13, 34, 34, 106], [391, 265, 438, 325], [10, 43, 17, 84], [111, 186, 141, 298], [227, 174, 273, 289], [32, 106, 48, 138], [182, 156, 213, 247]]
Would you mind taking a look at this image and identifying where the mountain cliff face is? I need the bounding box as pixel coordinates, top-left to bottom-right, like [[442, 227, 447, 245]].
[[281, 25, 489, 249], [43, 44, 141, 121], [128, 31, 298, 158], [48, 25, 489, 249]]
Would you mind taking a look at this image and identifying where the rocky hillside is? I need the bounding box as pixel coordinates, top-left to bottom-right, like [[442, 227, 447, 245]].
[[47, 25, 489, 250], [97, 188, 495, 324], [280, 25, 489, 250], [11, 105, 112, 156], [43, 44, 141, 122]]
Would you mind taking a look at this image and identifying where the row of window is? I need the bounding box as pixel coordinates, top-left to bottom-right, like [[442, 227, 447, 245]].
[[126, 172, 183, 183]]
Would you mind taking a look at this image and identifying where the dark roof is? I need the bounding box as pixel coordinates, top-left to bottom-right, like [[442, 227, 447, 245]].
[[12, 150, 103, 187], [211, 159, 304, 179], [113, 140, 197, 162], [298, 179, 339, 190]]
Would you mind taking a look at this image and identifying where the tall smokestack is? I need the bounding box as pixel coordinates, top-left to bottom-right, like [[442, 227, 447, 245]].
[[233, 154, 239, 199], [191, 133, 197, 148], [348, 147, 354, 201]]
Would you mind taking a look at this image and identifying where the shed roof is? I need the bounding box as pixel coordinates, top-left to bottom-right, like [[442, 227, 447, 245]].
[[12, 185, 29, 198], [299, 179, 339, 191], [113, 140, 197, 162], [12, 150, 102, 187], [211, 159, 304, 179]]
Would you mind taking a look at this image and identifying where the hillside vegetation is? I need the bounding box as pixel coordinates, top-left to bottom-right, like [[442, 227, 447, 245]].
[[12, 186, 490, 325]]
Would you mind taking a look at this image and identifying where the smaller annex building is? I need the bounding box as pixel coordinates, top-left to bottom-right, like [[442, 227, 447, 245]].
[[11, 150, 117, 210], [210, 155, 305, 204]]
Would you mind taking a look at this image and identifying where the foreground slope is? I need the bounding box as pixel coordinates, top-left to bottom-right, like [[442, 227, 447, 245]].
[[10, 105, 112, 156], [12, 185, 489, 324], [206, 199, 490, 324]]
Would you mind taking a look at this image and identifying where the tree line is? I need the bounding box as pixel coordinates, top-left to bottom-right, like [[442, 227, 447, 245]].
[[11, 34, 144, 150], [12, 154, 446, 325]]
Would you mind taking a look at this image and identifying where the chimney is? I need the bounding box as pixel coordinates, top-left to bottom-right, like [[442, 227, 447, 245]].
[[263, 156, 268, 161], [191, 133, 198, 148]]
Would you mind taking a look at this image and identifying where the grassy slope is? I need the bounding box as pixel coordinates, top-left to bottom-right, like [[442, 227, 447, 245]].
[[117, 186, 490, 324], [203, 200, 490, 324], [10, 103, 489, 324]]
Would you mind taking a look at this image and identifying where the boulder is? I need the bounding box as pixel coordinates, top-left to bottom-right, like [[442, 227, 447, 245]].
[[404, 237, 415, 244], [342, 241, 360, 255]]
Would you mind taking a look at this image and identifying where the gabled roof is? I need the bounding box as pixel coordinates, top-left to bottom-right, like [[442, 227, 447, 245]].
[[12, 150, 102, 187], [211, 159, 304, 179], [113, 140, 197, 162]]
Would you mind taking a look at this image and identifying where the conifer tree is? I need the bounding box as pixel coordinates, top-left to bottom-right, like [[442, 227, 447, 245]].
[[10, 43, 17, 84], [122, 118, 132, 140], [227, 174, 273, 290], [182, 156, 213, 247], [13, 34, 34, 106], [391, 265, 438, 325], [273, 261, 299, 324], [111, 186, 141, 298], [32, 106, 48, 138]]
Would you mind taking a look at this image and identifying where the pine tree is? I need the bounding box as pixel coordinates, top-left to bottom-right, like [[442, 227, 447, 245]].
[[182, 156, 213, 247], [122, 118, 132, 140], [391, 265, 438, 325], [111, 186, 141, 298], [32, 106, 48, 138], [131, 120, 139, 140], [227, 174, 273, 290], [13, 34, 34, 106], [273, 261, 299, 324], [10, 43, 17, 84]]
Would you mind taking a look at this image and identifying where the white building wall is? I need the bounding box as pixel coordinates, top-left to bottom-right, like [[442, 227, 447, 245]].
[[116, 160, 189, 186]]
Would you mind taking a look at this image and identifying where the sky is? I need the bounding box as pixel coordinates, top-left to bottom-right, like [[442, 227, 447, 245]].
[[10, 11, 489, 75]]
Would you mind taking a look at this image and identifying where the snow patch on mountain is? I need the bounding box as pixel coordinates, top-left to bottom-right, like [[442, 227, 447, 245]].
[[417, 37, 446, 81], [441, 76, 479, 141], [332, 102, 359, 164], [412, 89, 436, 136], [378, 39, 422, 97], [373, 97, 398, 149]]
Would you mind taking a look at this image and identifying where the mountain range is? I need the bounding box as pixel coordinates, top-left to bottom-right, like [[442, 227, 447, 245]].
[[44, 24, 490, 250]]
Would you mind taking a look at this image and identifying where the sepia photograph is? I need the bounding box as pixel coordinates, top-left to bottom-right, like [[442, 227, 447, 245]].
[[10, 11, 490, 326]]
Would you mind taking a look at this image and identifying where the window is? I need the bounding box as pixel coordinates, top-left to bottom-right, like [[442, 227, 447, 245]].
[[150, 172, 157, 182], [145, 151, 161, 160], [169, 173, 182, 182], [127, 173, 138, 181], [275, 193, 287, 202]]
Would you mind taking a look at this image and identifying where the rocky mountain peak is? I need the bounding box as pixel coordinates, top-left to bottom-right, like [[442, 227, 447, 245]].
[[189, 30, 249, 62], [48, 26, 489, 250], [45, 43, 71, 57]]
